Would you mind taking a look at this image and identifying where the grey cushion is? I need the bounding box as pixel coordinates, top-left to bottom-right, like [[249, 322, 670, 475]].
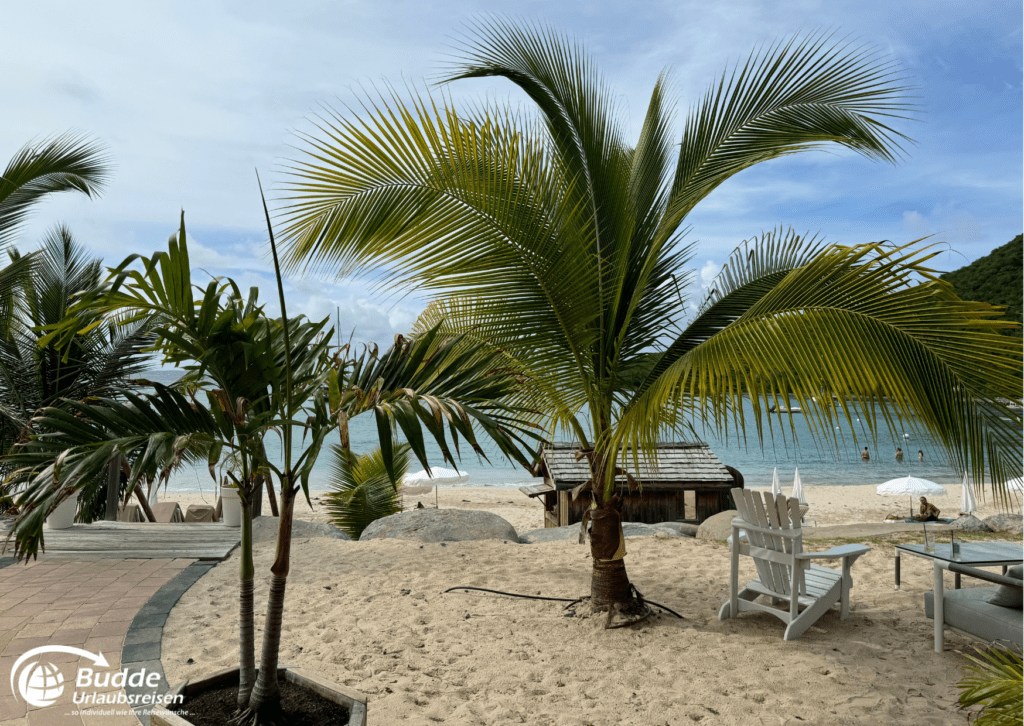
[[925, 586, 1023, 646], [987, 564, 1023, 609]]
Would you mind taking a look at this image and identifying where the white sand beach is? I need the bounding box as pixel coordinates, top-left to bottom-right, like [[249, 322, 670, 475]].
[[156, 484, 1019, 725]]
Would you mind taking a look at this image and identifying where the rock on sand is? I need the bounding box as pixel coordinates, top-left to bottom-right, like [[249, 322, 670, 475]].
[[359, 508, 519, 543], [252, 516, 351, 543], [983, 513, 1023, 535], [951, 514, 991, 532], [697, 510, 739, 542]]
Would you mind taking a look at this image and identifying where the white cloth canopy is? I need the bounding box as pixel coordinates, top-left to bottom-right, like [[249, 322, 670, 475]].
[[771, 467, 782, 497], [877, 475, 947, 517], [960, 474, 977, 515], [791, 468, 806, 504]]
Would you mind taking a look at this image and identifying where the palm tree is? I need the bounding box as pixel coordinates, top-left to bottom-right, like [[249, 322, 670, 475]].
[[278, 22, 1023, 620], [0, 227, 153, 460], [0, 133, 113, 460], [324, 443, 409, 539]]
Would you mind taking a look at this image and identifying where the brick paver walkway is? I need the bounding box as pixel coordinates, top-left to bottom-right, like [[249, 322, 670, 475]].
[[0, 558, 193, 725]]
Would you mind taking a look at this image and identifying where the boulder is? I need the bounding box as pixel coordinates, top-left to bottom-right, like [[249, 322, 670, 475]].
[[983, 513, 1023, 535], [359, 508, 519, 543], [950, 514, 991, 532], [697, 510, 740, 542], [519, 521, 697, 544], [252, 516, 350, 543]]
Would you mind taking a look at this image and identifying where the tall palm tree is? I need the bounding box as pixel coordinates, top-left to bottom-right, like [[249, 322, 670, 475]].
[[278, 21, 1023, 620]]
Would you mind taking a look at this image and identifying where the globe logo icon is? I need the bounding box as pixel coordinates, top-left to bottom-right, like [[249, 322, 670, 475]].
[[17, 661, 64, 707]]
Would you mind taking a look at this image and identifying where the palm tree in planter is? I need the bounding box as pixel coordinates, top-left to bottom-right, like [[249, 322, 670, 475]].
[[6, 205, 540, 723], [278, 21, 1024, 623]]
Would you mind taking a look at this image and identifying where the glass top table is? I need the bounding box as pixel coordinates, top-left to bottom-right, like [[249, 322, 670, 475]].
[[895, 540, 1023, 589]]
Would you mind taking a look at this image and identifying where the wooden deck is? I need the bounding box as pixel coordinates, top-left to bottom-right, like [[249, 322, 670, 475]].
[[4, 521, 240, 561]]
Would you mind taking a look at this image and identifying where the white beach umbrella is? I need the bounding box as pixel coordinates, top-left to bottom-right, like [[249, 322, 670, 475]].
[[960, 474, 978, 515], [791, 468, 806, 504], [402, 467, 470, 508], [771, 467, 782, 497], [1001, 477, 1024, 492], [877, 475, 947, 518]]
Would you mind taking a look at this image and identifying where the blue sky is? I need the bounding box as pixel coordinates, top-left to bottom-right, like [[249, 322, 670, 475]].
[[3, 0, 1021, 348]]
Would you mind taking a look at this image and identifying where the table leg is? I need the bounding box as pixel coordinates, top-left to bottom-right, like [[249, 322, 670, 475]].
[[954, 571, 961, 590], [934, 562, 945, 653], [895, 550, 901, 590], [1002, 565, 1008, 575]]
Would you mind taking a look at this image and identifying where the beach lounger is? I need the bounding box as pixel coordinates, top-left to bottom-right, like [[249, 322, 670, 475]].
[[184, 504, 217, 523], [150, 502, 184, 523], [718, 488, 870, 640], [117, 503, 144, 522]]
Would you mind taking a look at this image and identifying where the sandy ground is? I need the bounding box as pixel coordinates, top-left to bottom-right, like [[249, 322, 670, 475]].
[[156, 484, 1021, 725]]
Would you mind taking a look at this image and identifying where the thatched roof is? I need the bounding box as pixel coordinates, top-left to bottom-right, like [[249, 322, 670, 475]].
[[540, 442, 734, 490]]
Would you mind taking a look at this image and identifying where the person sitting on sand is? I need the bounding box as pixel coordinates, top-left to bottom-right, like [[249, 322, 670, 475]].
[[914, 496, 941, 522], [861, 447, 870, 460], [895, 447, 904, 461]]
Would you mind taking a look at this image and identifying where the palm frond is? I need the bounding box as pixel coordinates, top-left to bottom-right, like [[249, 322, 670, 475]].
[[958, 645, 1023, 726], [618, 240, 1023, 501], [663, 31, 914, 233], [0, 134, 111, 248]]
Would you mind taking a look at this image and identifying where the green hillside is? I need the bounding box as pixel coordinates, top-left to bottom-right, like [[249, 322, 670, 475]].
[[940, 234, 1023, 336]]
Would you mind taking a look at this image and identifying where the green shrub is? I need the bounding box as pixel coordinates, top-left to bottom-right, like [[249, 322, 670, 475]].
[[324, 443, 409, 539]]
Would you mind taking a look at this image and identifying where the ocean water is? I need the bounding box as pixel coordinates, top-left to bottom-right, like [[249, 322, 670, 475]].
[[139, 369, 996, 495]]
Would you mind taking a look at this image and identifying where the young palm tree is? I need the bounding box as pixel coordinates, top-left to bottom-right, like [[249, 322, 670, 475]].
[[278, 22, 1023, 619], [324, 443, 409, 540]]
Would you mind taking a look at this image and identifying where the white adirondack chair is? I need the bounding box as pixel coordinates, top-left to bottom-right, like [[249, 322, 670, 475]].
[[718, 488, 870, 640]]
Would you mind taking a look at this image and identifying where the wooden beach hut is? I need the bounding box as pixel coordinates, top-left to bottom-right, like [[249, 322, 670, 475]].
[[519, 442, 742, 527]]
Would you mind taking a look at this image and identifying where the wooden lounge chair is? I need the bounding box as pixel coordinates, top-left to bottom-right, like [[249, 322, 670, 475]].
[[718, 488, 870, 640]]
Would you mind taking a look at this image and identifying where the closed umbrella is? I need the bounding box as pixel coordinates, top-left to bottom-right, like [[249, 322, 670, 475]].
[[960, 474, 977, 516], [877, 475, 947, 518], [791, 468, 806, 504], [771, 467, 782, 498], [402, 466, 470, 508]]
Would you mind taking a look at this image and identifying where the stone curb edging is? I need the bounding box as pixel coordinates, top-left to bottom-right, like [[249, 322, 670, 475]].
[[123, 561, 217, 725]]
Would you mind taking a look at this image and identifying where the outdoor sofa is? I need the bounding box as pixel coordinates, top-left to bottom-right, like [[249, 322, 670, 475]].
[[924, 563, 1022, 650]]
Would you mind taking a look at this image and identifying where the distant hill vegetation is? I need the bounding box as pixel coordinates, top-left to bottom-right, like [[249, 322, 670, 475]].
[[940, 234, 1023, 336]]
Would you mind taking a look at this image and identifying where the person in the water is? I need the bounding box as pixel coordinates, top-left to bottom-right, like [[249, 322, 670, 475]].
[[861, 447, 870, 460]]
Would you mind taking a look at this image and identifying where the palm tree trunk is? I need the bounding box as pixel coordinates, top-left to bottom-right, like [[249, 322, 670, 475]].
[[587, 501, 634, 611], [237, 500, 255, 708], [242, 484, 296, 721], [586, 448, 643, 618]]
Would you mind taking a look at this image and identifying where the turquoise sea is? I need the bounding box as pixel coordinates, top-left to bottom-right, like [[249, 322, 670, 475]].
[[141, 369, 992, 495]]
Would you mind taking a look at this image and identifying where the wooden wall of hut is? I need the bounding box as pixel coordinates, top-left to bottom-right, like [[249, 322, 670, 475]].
[[557, 485, 736, 526]]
